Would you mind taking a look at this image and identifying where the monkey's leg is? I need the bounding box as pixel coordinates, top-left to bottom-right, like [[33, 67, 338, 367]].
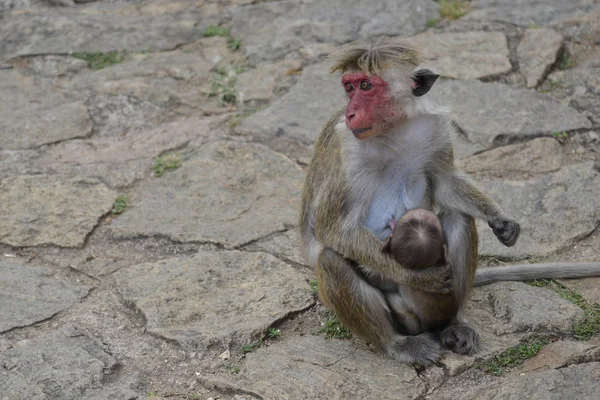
[[437, 211, 481, 355], [316, 248, 442, 366]]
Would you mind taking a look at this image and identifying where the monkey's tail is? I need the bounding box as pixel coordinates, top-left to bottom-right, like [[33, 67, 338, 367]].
[[474, 262, 600, 286]]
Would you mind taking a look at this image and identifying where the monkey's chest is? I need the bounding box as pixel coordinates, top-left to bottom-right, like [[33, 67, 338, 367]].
[[363, 173, 429, 241]]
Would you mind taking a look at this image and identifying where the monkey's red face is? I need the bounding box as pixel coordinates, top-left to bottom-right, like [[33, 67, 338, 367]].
[[341, 73, 401, 140]]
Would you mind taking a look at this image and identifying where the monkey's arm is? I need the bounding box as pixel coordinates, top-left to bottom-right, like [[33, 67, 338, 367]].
[[432, 167, 520, 247], [317, 220, 453, 293], [474, 262, 600, 286]]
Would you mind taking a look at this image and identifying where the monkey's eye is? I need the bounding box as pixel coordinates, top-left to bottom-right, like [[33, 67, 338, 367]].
[[344, 83, 354, 92], [360, 81, 372, 90]]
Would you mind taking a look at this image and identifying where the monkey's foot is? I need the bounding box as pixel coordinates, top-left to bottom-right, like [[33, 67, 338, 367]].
[[387, 333, 442, 367], [440, 324, 480, 355]]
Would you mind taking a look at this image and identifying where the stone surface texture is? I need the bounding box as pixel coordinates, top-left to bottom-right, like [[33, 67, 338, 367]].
[[518, 28, 564, 88], [2, 0, 600, 399], [0, 262, 90, 333], [204, 335, 425, 399], [236, 62, 346, 147], [0, 175, 116, 247], [231, 0, 439, 62], [430, 79, 592, 154], [113, 251, 314, 348], [476, 162, 600, 258], [110, 140, 304, 247], [409, 31, 512, 80]]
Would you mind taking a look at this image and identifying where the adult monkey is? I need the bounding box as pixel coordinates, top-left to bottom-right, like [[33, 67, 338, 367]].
[[298, 38, 600, 366]]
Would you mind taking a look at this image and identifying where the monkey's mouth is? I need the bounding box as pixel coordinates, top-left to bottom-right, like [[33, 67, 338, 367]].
[[352, 127, 373, 138]]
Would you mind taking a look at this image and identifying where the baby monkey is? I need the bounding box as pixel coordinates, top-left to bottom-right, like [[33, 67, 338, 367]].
[[381, 209, 459, 334]]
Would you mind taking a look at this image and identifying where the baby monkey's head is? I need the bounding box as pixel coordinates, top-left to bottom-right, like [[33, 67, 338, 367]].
[[382, 209, 446, 270]]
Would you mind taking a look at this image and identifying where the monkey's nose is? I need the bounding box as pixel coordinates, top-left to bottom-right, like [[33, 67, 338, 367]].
[[346, 112, 356, 121]]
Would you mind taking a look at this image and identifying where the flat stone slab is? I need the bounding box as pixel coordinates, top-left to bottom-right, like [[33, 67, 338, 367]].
[[430, 362, 600, 400], [456, 138, 563, 179], [408, 31, 511, 80], [439, 281, 584, 375], [37, 115, 228, 188], [517, 340, 600, 373], [466, 0, 600, 27], [65, 39, 244, 116], [0, 325, 141, 400], [0, 175, 116, 247], [236, 62, 345, 149], [518, 28, 564, 88], [475, 162, 600, 259], [470, 282, 584, 336], [231, 0, 439, 62], [430, 80, 591, 155], [0, 1, 221, 61], [1, 102, 92, 150], [202, 335, 425, 399], [113, 251, 314, 349], [483, 363, 600, 399], [544, 60, 600, 125], [0, 262, 90, 333], [243, 229, 307, 266], [559, 277, 600, 306], [110, 140, 303, 247], [236, 59, 303, 105]]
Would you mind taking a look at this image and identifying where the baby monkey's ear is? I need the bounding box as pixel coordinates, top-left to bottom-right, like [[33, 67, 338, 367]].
[[382, 236, 393, 254]]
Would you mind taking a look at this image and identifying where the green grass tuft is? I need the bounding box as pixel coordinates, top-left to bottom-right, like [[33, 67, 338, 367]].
[[203, 25, 242, 52], [208, 67, 239, 106], [318, 315, 351, 339], [426, 18, 439, 27], [152, 153, 182, 177], [439, 0, 472, 20], [482, 336, 550, 375], [558, 53, 575, 70], [72, 52, 125, 70], [552, 131, 569, 142], [309, 279, 318, 295], [267, 328, 281, 339], [111, 195, 128, 215], [241, 339, 263, 353]]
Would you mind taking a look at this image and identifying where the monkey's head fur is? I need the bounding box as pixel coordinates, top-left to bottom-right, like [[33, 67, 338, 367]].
[[329, 37, 440, 140]]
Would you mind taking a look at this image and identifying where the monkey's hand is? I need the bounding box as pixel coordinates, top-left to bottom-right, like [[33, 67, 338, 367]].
[[411, 262, 454, 294], [489, 216, 520, 247]]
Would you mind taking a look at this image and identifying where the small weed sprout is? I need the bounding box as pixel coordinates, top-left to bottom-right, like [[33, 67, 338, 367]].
[[426, 18, 439, 27], [208, 67, 240, 107], [241, 339, 263, 353], [318, 315, 351, 339], [152, 153, 182, 177], [309, 279, 318, 294], [202, 25, 242, 52], [228, 365, 241, 374], [112, 195, 128, 215], [558, 53, 575, 70], [72, 52, 125, 70], [267, 328, 281, 339], [552, 131, 569, 142], [439, 0, 472, 20]]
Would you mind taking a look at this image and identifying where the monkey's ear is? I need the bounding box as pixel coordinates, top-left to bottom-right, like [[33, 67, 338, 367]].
[[382, 236, 393, 254], [412, 69, 439, 97]]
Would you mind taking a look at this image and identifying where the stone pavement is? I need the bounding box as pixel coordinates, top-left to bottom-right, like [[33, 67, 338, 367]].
[[1, 0, 600, 399]]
